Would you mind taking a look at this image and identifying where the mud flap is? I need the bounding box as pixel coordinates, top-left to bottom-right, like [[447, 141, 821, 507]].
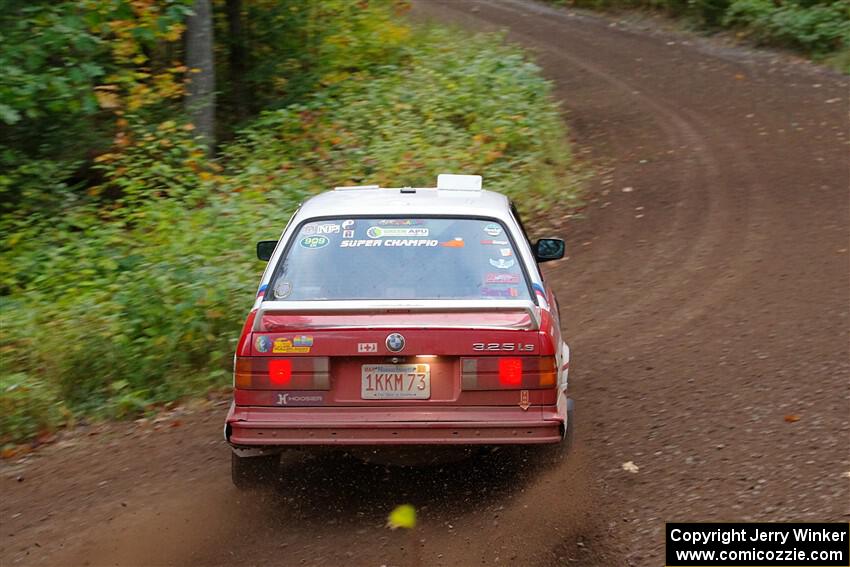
[[563, 398, 575, 441], [231, 445, 284, 458]]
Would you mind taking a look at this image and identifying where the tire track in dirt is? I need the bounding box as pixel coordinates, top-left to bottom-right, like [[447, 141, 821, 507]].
[[456, 0, 766, 348], [416, 1, 848, 565]]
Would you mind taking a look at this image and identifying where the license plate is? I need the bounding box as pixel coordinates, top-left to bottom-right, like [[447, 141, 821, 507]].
[[361, 364, 431, 400]]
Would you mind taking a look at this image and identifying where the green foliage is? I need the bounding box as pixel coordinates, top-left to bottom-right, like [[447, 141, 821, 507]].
[[0, 372, 68, 445], [724, 0, 850, 54], [226, 27, 576, 213], [0, 149, 85, 223], [216, 0, 412, 121], [0, 0, 193, 217], [549, 0, 849, 61], [0, 8, 579, 445], [693, 0, 733, 27], [0, 3, 103, 127], [822, 44, 850, 72]]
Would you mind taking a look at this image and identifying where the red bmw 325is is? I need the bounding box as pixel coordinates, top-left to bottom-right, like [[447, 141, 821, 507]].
[[225, 174, 573, 488]]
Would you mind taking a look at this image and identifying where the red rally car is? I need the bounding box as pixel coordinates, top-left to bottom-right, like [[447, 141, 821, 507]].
[[225, 174, 573, 488]]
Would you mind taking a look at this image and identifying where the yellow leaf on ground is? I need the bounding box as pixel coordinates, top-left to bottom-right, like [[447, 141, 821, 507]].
[[387, 504, 417, 530]]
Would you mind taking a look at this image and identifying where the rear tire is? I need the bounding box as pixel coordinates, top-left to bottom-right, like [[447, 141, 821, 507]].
[[231, 452, 279, 489]]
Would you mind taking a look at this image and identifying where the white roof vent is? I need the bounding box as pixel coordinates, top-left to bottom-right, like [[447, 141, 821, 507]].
[[436, 174, 482, 191]]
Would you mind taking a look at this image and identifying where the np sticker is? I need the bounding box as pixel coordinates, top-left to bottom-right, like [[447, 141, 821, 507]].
[[357, 342, 378, 353], [303, 223, 340, 235]]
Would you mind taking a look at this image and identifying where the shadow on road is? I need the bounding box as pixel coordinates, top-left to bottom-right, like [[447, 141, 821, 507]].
[[251, 446, 555, 526]]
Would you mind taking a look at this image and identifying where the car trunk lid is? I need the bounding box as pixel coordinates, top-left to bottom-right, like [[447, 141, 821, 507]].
[[236, 301, 555, 408]]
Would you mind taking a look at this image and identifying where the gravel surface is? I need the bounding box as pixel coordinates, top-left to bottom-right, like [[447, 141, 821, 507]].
[[2, 1, 848, 565]]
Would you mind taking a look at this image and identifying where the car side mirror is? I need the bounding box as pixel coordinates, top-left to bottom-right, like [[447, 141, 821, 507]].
[[534, 238, 565, 262], [256, 240, 277, 261]]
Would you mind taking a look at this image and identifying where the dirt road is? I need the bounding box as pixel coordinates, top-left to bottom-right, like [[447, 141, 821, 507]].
[[2, 1, 848, 565]]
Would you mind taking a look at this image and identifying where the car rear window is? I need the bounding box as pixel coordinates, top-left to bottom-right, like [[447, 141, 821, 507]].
[[267, 217, 530, 301]]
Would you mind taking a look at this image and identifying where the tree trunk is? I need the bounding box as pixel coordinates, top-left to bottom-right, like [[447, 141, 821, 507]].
[[185, 0, 215, 151], [225, 0, 248, 121]]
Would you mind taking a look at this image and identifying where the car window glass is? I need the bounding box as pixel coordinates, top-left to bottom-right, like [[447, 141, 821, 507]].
[[268, 217, 531, 301], [509, 202, 543, 280]]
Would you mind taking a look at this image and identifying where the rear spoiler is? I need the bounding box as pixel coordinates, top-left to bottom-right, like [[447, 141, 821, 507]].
[[253, 299, 540, 331]]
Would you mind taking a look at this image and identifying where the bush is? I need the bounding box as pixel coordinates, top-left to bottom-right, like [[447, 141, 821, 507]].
[[227, 28, 576, 213], [547, 0, 849, 63], [0, 0, 193, 216], [217, 0, 413, 119], [0, 17, 579, 444], [0, 373, 67, 445], [724, 0, 850, 55]]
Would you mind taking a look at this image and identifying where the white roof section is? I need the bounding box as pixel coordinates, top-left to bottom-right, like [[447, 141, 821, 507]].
[[297, 186, 511, 219]]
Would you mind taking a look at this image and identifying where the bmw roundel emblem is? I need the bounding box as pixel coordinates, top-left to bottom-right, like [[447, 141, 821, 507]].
[[386, 333, 405, 352]]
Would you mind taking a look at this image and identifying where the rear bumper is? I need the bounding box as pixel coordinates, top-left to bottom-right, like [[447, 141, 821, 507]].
[[225, 403, 564, 446]]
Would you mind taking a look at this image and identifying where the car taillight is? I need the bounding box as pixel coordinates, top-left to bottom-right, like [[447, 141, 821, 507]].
[[268, 359, 292, 386], [234, 357, 329, 390], [498, 358, 523, 387], [462, 356, 557, 390]]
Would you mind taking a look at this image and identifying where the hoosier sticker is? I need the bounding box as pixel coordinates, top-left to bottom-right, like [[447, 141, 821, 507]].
[[276, 392, 325, 406]]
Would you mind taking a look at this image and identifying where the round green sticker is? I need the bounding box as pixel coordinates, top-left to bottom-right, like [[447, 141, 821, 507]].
[[300, 235, 329, 249]]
